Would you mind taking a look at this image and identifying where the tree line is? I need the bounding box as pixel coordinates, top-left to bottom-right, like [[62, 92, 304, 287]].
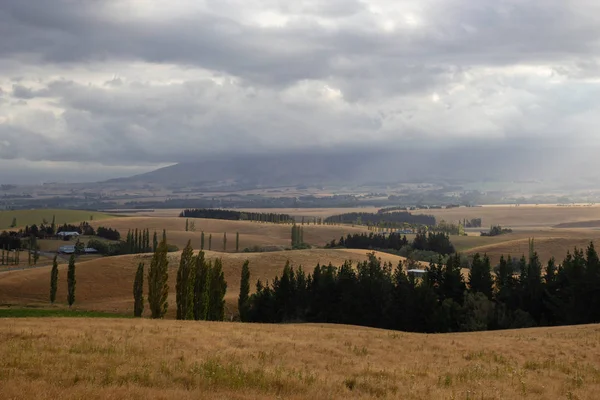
[[242, 240, 600, 332], [324, 211, 436, 227], [180, 209, 294, 224], [326, 230, 455, 256]]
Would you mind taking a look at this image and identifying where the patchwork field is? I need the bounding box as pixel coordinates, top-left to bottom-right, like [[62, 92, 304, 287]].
[[1, 318, 599, 399], [0, 249, 412, 318]]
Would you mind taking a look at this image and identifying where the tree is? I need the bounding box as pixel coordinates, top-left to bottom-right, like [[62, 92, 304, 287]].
[[236, 232, 240, 252], [208, 234, 212, 251], [185, 219, 189, 232], [223, 232, 227, 252], [147, 240, 169, 318], [50, 255, 58, 304], [468, 253, 493, 299], [176, 240, 195, 320], [50, 215, 56, 235], [193, 251, 209, 320], [67, 254, 76, 307], [10, 217, 16, 228], [133, 262, 144, 317], [238, 260, 251, 321], [201, 231, 205, 250], [152, 231, 158, 252], [207, 258, 227, 320]]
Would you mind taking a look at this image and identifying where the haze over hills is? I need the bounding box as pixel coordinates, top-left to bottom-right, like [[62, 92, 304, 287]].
[[103, 143, 600, 193]]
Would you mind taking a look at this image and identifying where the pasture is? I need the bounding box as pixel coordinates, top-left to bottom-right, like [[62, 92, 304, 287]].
[[1, 318, 599, 399]]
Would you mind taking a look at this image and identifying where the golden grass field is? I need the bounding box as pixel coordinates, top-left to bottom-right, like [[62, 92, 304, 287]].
[[1, 318, 599, 399], [0, 249, 414, 318]]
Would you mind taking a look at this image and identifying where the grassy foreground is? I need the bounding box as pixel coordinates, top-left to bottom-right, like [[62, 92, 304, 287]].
[[1, 319, 599, 399]]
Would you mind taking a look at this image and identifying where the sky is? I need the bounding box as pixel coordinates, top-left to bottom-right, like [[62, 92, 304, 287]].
[[1, 0, 600, 183]]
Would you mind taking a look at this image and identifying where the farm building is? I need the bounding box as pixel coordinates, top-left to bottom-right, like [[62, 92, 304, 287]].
[[407, 269, 426, 279], [58, 245, 98, 255], [57, 231, 80, 240]]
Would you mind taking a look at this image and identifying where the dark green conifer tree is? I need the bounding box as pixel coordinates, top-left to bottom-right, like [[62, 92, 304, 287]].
[[67, 254, 76, 307], [50, 255, 58, 304], [147, 240, 169, 318]]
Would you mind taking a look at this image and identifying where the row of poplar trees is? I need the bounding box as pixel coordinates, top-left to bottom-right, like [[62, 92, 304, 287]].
[[133, 238, 228, 319], [48, 254, 76, 307]]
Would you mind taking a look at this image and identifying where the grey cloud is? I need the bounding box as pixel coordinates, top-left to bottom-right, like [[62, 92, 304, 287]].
[[1, 0, 600, 181]]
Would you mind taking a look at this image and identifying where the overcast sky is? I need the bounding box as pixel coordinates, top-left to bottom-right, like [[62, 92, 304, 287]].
[[1, 0, 600, 183]]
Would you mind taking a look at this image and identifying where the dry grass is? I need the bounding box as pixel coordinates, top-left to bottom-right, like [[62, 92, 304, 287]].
[[91, 217, 369, 250], [0, 249, 411, 318], [1, 318, 599, 399]]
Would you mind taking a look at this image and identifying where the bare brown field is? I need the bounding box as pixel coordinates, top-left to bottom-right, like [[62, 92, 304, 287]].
[[91, 217, 368, 250], [1, 318, 599, 400], [0, 249, 411, 318]]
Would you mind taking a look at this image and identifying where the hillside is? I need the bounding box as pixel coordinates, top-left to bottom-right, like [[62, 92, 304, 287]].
[[1, 318, 599, 399], [0, 249, 411, 317]]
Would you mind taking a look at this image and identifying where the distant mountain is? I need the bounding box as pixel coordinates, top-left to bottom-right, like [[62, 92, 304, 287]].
[[102, 144, 600, 192]]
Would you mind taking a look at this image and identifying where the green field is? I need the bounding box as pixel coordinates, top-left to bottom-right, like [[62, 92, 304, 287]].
[[0, 308, 129, 318], [0, 209, 116, 230]]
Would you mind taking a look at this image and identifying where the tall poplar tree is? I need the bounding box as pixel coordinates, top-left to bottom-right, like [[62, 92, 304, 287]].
[[208, 258, 227, 321], [223, 232, 227, 252], [50, 255, 58, 304], [152, 231, 158, 252], [67, 254, 76, 307], [193, 251, 209, 320], [201, 231, 205, 250], [147, 240, 169, 319], [208, 234, 212, 251], [236, 232, 240, 253], [176, 240, 195, 320], [238, 260, 250, 321], [133, 262, 144, 317]]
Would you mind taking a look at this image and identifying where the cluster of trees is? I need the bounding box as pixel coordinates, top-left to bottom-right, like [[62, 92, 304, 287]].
[[324, 212, 436, 227], [464, 218, 482, 228], [96, 227, 121, 241], [327, 230, 455, 256], [0, 231, 21, 251], [125, 229, 157, 254], [133, 240, 228, 320], [0, 244, 21, 265], [434, 220, 466, 236], [481, 225, 513, 237], [243, 241, 600, 332], [179, 209, 294, 224]]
